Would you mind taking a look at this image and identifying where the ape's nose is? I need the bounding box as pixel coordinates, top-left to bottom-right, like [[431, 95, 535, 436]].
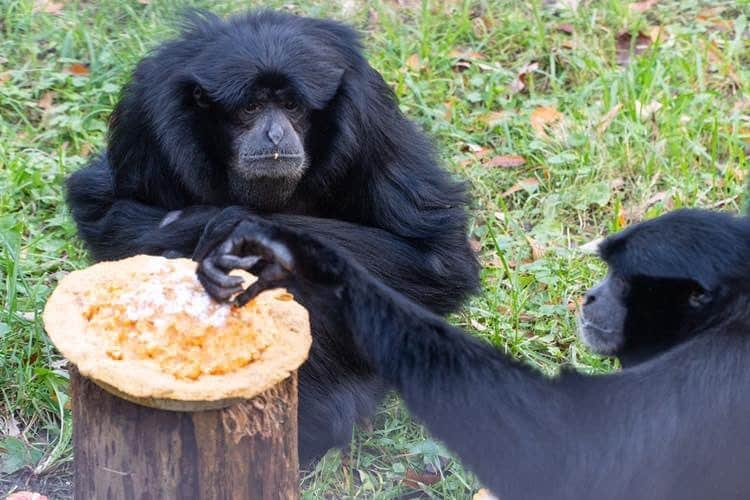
[[583, 291, 596, 306], [267, 122, 285, 146]]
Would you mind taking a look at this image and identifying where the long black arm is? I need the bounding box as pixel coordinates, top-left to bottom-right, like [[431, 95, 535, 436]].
[[67, 161, 477, 313], [196, 220, 750, 500]]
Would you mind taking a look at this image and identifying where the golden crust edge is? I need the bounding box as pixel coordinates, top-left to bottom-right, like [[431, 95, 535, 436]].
[[43, 256, 312, 410]]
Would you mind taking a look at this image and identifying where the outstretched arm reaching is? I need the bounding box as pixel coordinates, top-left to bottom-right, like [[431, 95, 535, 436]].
[[194, 217, 750, 500]]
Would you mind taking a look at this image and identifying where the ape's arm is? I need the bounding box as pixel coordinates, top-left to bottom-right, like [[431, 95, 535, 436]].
[[196, 219, 750, 500], [65, 160, 221, 261], [67, 161, 477, 313]]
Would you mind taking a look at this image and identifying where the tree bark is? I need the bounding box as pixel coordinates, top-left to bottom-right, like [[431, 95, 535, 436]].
[[70, 368, 299, 500]]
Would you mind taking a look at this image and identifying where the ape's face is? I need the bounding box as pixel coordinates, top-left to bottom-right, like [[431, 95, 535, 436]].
[[117, 11, 362, 211], [577, 209, 750, 366], [578, 272, 710, 366], [190, 81, 311, 210]]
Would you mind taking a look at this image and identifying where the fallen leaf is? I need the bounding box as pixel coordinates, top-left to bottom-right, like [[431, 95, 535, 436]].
[[616, 204, 627, 228], [525, 235, 545, 260], [509, 62, 539, 94], [7, 493, 49, 500], [406, 53, 422, 71], [696, 7, 734, 32], [530, 106, 563, 138], [597, 103, 622, 135], [403, 468, 441, 488], [502, 177, 539, 197], [448, 48, 485, 60], [544, 0, 579, 10], [480, 110, 508, 127], [1, 415, 21, 437], [555, 23, 574, 34], [629, 0, 657, 13], [486, 155, 526, 168], [472, 16, 489, 37], [449, 48, 484, 72], [634, 100, 662, 120], [648, 26, 667, 43], [645, 191, 668, 207], [519, 312, 534, 322], [615, 30, 652, 66], [702, 40, 741, 86], [561, 39, 578, 50], [470, 319, 488, 332], [610, 177, 626, 190], [473, 488, 499, 500], [33, 0, 63, 14], [137, 0, 150, 4], [79, 143, 92, 157], [66, 63, 90, 76], [37, 91, 55, 111], [0, 72, 11, 85]]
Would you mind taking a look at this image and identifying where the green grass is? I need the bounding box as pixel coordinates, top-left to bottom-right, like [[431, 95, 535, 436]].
[[1, 0, 748, 497]]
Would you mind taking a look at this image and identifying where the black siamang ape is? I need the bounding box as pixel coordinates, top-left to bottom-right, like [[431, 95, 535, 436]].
[[65, 11, 478, 462], [196, 209, 750, 500]]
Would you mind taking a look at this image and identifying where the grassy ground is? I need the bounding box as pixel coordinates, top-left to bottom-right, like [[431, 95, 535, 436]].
[[0, 0, 747, 497]]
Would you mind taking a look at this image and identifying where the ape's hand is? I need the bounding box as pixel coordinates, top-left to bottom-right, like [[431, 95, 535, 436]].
[[194, 214, 348, 306]]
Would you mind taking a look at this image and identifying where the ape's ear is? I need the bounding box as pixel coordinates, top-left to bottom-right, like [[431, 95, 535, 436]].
[[294, 67, 346, 109]]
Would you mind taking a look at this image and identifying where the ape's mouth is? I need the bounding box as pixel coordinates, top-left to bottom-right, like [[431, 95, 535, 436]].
[[243, 153, 304, 161], [233, 154, 307, 179], [577, 314, 623, 355]]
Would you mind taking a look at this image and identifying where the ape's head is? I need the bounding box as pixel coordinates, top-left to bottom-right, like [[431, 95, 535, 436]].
[[578, 209, 750, 367], [108, 10, 391, 211]]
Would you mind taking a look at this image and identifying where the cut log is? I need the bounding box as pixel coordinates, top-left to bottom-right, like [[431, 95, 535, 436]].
[[42, 256, 313, 499], [71, 367, 299, 500]]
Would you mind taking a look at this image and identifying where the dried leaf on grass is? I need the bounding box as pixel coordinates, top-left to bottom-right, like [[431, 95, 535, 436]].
[[406, 53, 422, 71], [37, 91, 55, 111], [597, 103, 622, 135], [629, 0, 657, 13], [509, 62, 539, 94], [525, 235, 546, 261], [449, 48, 484, 72], [615, 30, 652, 66], [486, 155, 526, 168], [480, 110, 509, 128], [66, 63, 90, 76], [530, 106, 563, 138], [635, 100, 662, 121], [403, 468, 441, 488], [502, 178, 539, 197], [33, 0, 63, 14]]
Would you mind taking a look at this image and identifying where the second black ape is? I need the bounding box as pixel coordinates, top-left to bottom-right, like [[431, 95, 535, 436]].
[[196, 209, 750, 500], [65, 11, 478, 462]]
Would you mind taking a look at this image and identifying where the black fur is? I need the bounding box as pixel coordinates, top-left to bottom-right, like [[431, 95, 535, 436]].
[[195, 209, 750, 500], [65, 10, 479, 462]]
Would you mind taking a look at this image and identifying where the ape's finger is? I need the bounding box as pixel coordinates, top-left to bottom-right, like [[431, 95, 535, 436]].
[[196, 270, 244, 302], [233, 278, 285, 307], [216, 254, 262, 270], [201, 257, 245, 289]]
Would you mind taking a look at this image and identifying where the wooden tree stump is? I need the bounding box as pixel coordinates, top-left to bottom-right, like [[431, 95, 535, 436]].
[[71, 368, 299, 500]]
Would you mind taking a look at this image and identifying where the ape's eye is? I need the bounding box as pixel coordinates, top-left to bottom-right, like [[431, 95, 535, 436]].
[[246, 102, 263, 113], [192, 85, 209, 108], [283, 100, 298, 111], [688, 290, 709, 308]]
